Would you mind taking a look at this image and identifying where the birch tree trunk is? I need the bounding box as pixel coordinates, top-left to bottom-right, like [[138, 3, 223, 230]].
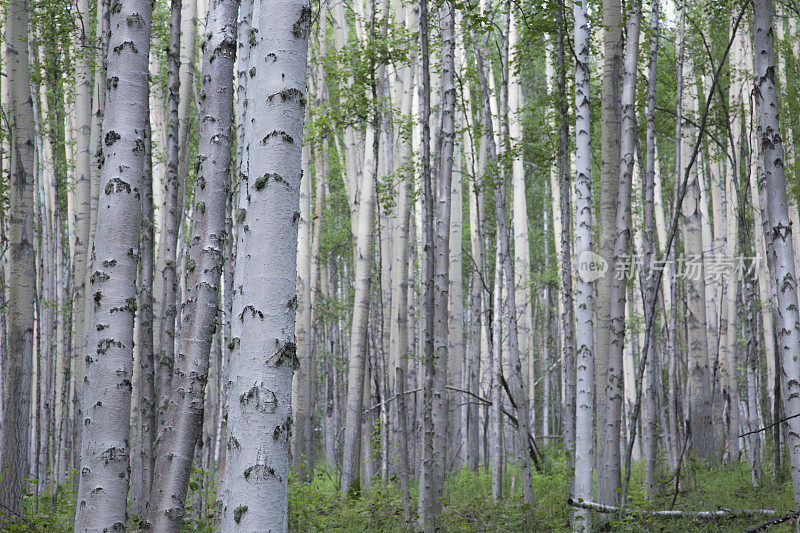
[[339, 96, 377, 501], [424, 0, 456, 522], [293, 126, 314, 481], [555, 5, 576, 456], [641, 0, 660, 496], [596, 0, 623, 504], [572, 0, 594, 524], [387, 1, 417, 518], [681, 68, 715, 462], [133, 109, 156, 520], [156, 0, 183, 439], [0, 0, 37, 516], [448, 142, 464, 469], [509, 13, 533, 462], [70, 0, 94, 459], [218, 0, 309, 527], [73, 0, 152, 525], [752, 0, 800, 505], [150, 0, 237, 527], [602, 0, 639, 503]]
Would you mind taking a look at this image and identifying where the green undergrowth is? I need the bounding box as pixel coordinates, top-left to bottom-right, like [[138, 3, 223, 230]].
[[289, 457, 795, 532], [1, 457, 794, 531]]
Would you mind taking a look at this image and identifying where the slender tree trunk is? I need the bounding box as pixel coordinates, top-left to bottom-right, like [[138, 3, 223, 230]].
[[293, 126, 314, 481], [156, 0, 183, 442], [681, 61, 715, 463], [572, 0, 594, 524], [752, 0, 800, 505], [150, 0, 237, 527], [73, 0, 152, 525], [218, 0, 309, 527], [425, 0, 455, 524], [73, 0, 109, 473], [388, 2, 416, 520], [70, 0, 94, 469], [553, 1, 576, 459], [641, 0, 660, 497], [448, 136, 464, 470], [596, 0, 623, 504], [339, 92, 378, 501], [134, 108, 156, 520], [668, 1, 686, 476], [0, 0, 37, 516], [603, 0, 639, 504]]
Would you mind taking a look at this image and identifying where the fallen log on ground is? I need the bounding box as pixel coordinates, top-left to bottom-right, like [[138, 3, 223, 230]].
[[566, 498, 778, 519], [744, 510, 800, 532]]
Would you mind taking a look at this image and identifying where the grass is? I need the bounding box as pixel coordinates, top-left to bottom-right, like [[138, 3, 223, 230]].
[[0, 455, 794, 531], [289, 455, 795, 532]]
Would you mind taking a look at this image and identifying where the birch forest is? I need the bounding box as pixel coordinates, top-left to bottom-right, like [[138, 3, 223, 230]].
[[4, 0, 800, 528]]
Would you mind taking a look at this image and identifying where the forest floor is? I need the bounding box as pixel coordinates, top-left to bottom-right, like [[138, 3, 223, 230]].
[[10, 450, 797, 531], [289, 455, 795, 532]]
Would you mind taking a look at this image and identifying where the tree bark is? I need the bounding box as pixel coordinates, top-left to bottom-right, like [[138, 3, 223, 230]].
[[602, 0, 639, 503], [596, 0, 623, 504], [218, 0, 309, 527], [156, 0, 183, 443], [752, 0, 800, 505], [150, 0, 237, 527], [0, 0, 38, 517], [681, 60, 715, 463], [73, 0, 152, 525], [571, 0, 594, 524], [642, 0, 660, 497]]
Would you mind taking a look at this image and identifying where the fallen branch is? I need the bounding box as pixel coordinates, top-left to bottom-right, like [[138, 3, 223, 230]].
[[566, 499, 778, 519], [739, 412, 800, 438], [362, 388, 422, 415], [744, 510, 800, 532], [446, 385, 545, 471]]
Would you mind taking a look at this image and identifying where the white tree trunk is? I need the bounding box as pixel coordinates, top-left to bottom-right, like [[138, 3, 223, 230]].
[[641, 0, 660, 496], [73, 0, 152, 525], [218, 0, 309, 528], [596, 0, 623, 504], [572, 0, 594, 525], [602, 0, 639, 502], [155, 0, 184, 443], [0, 0, 38, 516], [753, 0, 800, 505], [681, 67, 715, 462], [150, 0, 237, 526]]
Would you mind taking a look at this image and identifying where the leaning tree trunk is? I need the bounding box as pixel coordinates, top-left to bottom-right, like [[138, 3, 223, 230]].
[[150, 0, 237, 528], [572, 0, 594, 525], [0, 0, 36, 515], [752, 0, 800, 506], [218, 0, 309, 528], [73, 0, 152, 526]]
